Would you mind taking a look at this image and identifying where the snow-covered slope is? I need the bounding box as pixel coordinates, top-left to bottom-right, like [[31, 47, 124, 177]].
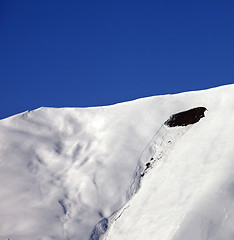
[[0, 84, 234, 240]]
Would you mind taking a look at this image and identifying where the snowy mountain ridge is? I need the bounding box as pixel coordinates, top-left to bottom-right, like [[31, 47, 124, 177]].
[[0, 84, 234, 240]]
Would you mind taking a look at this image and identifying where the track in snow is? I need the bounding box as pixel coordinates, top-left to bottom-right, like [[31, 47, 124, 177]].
[[90, 106, 207, 240]]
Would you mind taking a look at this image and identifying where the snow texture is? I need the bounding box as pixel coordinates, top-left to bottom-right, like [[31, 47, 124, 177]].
[[0, 84, 234, 240]]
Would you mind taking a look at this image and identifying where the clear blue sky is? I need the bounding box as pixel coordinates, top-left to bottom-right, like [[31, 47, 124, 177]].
[[1, 1, 234, 119]]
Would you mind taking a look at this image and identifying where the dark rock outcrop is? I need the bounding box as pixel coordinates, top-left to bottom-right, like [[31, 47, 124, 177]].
[[165, 107, 207, 127]]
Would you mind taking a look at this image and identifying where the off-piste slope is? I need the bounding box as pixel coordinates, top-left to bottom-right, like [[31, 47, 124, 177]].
[[0, 84, 234, 240]]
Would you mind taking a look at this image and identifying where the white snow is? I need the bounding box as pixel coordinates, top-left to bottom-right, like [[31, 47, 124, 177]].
[[0, 84, 234, 240]]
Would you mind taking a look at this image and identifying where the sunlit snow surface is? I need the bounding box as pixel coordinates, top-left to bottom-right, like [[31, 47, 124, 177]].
[[0, 85, 234, 240]]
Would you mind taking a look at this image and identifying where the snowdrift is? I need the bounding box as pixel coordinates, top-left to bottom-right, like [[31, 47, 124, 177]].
[[0, 84, 234, 240]]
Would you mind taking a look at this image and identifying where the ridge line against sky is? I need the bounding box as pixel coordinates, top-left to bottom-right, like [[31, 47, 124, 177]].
[[1, 1, 234, 119], [2, 83, 233, 122]]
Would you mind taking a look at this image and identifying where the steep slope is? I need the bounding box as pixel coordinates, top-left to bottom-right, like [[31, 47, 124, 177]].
[[0, 84, 233, 240]]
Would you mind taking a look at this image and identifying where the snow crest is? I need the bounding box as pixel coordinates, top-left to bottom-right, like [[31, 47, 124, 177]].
[[1, 84, 234, 240]]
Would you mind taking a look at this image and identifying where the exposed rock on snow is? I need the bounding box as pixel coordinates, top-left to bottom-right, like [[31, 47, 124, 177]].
[[165, 107, 207, 127]]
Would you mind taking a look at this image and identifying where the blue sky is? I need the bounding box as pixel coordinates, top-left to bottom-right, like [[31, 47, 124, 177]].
[[1, 1, 234, 119]]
